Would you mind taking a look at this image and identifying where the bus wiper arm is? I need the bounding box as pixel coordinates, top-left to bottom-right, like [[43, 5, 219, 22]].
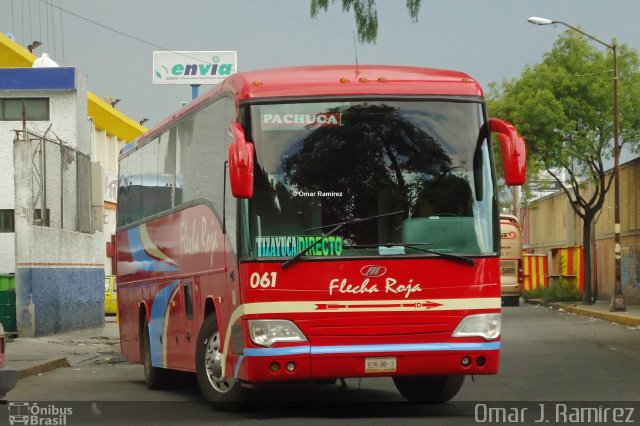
[[281, 210, 405, 271], [343, 242, 476, 266], [403, 244, 476, 266]]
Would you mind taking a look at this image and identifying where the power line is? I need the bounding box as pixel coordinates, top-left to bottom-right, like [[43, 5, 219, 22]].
[[28, 0, 33, 44], [38, 0, 42, 42], [37, 0, 217, 63], [10, 0, 15, 37], [45, 0, 50, 55], [50, 0, 56, 59], [59, 0, 65, 65], [245, 0, 519, 76], [21, 0, 25, 45]]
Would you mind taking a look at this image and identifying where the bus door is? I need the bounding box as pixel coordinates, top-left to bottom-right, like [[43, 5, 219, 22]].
[[178, 278, 198, 370], [163, 278, 199, 370]]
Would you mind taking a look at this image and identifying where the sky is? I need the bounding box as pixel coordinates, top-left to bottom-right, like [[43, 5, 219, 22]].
[[1, 0, 640, 159]]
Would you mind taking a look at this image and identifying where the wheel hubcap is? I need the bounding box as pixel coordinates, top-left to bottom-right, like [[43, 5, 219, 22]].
[[204, 331, 234, 393]]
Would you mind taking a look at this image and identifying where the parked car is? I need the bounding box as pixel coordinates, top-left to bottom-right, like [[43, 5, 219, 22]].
[[104, 275, 118, 315], [0, 322, 18, 399]]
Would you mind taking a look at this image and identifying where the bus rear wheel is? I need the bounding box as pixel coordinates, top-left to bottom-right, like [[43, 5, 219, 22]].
[[196, 314, 248, 410], [393, 375, 464, 403]]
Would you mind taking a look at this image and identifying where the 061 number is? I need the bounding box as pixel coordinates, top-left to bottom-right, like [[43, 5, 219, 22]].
[[250, 272, 278, 288]]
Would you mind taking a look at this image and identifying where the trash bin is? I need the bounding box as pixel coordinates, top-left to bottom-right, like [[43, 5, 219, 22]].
[[0, 290, 17, 333], [0, 275, 15, 291]]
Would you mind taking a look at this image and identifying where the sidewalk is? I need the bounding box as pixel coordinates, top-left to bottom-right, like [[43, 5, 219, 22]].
[[4, 316, 121, 379]]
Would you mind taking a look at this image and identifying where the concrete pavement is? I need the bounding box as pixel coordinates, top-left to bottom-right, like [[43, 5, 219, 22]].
[[4, 316, 121, 379], [4, 302, 640, 383]]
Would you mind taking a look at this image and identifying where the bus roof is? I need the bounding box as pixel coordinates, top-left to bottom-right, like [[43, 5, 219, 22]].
[[135, 65, 484, 147], [225, 65, 483, 99]]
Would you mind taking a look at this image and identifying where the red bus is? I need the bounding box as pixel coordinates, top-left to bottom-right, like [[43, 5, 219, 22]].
[[116, 65, 526, 408]]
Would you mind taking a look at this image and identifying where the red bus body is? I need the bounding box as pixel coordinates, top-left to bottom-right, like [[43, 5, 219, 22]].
[[116, 65, 525, 403]]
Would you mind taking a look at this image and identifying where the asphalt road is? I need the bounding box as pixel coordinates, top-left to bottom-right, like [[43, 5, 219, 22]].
[[4, 304, 640, 425]]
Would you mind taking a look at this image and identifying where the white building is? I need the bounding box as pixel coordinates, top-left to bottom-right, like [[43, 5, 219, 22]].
[[0, 33, 146, 335]]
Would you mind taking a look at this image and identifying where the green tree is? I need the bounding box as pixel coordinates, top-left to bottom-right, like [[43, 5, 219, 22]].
[[310, 0, 421, 44], [488, 31, 640, 303]]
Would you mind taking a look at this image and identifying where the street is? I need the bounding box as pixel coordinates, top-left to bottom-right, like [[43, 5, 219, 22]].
[[3, 304, 640, 425]]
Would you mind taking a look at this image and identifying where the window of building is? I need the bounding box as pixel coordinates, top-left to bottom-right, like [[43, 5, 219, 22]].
[[33, 209, 50, 227], [0, 98, 50, 121], [0, 210, 15, 232]]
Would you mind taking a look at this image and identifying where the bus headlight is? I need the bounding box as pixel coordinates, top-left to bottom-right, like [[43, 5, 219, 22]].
[[248, 320, 308, 347], [452, 314, 501, 341]]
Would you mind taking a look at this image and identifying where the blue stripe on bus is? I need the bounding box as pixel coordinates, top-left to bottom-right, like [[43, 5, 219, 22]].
[[234, 355, 245, 379], [127, 227, 178, 272], [148, 280, 180, 367], [243, 346, 312, 357], [241, 341, 500, 358], [311, 341, 501, 354]]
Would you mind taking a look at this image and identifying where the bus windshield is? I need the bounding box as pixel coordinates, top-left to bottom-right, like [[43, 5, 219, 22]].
[[240, 99, 496, 260]]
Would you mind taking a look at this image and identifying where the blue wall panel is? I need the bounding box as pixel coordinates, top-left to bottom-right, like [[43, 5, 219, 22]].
[[16, 267, 104, 336], [0, 67, 76, 90]]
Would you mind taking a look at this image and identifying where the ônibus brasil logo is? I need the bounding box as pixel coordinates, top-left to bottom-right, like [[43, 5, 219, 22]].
[[8, 402, 73, 425]]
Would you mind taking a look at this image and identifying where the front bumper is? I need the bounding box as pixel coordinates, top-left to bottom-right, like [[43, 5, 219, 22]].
[[234, 341, 500, 383]]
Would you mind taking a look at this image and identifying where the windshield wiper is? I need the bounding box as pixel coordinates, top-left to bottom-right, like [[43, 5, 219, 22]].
[[343, 243, 476, 266], [280, 210, 405, 270]]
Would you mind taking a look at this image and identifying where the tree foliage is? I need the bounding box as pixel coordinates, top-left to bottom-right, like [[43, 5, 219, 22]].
[[488, 30, 640, 302], [310, 0, 421, 44]]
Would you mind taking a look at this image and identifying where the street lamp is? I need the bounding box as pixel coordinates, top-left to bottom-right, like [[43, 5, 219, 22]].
[[27, 40, 42, 53], [528, 16, 625, 311]]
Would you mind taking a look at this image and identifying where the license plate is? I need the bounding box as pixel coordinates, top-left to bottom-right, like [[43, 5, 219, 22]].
[[500, 260, 517, 275], [365, 357, 397, 373]]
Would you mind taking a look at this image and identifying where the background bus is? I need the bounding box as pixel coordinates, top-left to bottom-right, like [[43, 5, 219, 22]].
[[500, 214, 523, 306], [116, 65, 526, 409]]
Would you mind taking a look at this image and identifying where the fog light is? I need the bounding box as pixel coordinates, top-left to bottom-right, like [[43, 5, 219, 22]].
[[269, 362, 280, 372], [285, 362, 296, 372], [461, 356, 471, 367], [476, 356, 486, 367]]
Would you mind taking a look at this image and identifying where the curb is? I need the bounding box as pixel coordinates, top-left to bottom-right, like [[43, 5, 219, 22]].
[[556, 304, 640, 328], [525, 299, 640, 327], [18, 357, 70, 379]]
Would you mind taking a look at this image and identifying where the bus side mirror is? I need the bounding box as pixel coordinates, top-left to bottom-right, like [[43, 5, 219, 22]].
[[228, 122, 255, 198], [489, 118, 526, 186]]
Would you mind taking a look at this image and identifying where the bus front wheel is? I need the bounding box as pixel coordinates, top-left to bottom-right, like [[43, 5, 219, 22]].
[[196, 314, 248, 410], [393, 375, 464, 403]]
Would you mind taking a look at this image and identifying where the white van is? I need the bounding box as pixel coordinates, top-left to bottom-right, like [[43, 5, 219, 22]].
[[500, 214, 523, 306]]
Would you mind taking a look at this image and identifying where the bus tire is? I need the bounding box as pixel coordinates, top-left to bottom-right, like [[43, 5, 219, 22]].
[[393, 375, 464, 403], [196, 314, 248, 410], [142, 323, 169, 389]]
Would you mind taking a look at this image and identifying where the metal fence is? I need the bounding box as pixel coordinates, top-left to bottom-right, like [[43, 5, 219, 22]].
[[15, 130, 92, 233]]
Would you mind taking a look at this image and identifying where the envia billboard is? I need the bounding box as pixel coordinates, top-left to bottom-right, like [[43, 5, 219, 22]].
[[153, 51, 237, 85]]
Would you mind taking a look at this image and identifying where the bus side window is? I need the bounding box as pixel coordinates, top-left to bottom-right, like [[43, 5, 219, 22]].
[[183, 283, 194, 320]]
